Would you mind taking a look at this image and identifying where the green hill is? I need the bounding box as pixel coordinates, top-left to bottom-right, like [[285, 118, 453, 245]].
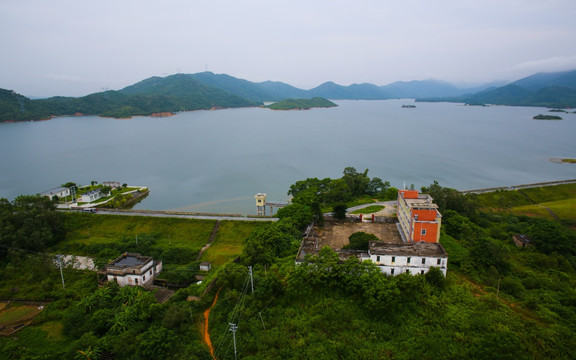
[[0, 89, 52, 122], [0, 75, 260, 121], [419, 69, 576, 108], [264, 97, 337, 110]]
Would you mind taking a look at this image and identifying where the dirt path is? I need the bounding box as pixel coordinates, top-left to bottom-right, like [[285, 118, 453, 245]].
[[203, 288, 222, 360]]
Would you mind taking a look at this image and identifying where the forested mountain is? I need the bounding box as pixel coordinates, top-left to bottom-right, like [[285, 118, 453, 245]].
[[0, 89, 52, 122], [187, 72, 307, 102], [2, 69, 575, 122], [186, 72, 499, 101], [381, 79, 468, 98], [0, 75, 259, 121], [510, 69, 576, 91], [307, 82, 390, 99], [419, 69, 576, 107]]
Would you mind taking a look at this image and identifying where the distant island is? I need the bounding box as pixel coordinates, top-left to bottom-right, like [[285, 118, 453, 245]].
[[533, 114, 563, 120], [263, 97, 337, 110], [401, 104, 416, 108]]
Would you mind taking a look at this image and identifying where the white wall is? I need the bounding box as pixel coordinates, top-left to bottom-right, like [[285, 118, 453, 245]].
[[370, 254, 447, 276]]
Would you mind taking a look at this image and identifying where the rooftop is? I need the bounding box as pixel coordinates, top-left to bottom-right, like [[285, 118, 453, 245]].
[[108, 253, 152, 269], [369, 241, 447, 257], [41, 187, 69, 195]]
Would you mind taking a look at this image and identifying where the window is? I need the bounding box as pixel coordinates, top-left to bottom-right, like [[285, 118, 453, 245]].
[[407, 257, 411, 264], [135, 278, 138, 284], [376, 256, 380, 262], [392, 256, 396, 263], [421, 258, 426, 264], [437, 259, 441, 265], [421, 270, 425, 275], [390, 269, 395, 275], [406, 270, 410, 274], [421, 229, 427, 235], [143, 276, 146, 281]]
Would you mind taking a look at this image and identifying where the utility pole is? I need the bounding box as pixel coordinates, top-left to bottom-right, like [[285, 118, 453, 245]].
[[248, 266, 254, 295], [229, 323, 238, 360], [58, 255, 66, 290]]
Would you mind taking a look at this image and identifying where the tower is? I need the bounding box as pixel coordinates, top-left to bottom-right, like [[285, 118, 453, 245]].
[[255, 193, 267, 215]]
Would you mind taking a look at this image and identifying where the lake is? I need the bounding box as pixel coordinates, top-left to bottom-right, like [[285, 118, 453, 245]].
[[1, 100, 575, 215]]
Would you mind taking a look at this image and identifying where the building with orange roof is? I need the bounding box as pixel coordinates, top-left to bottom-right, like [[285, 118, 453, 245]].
[[397, 189, 442, 243]]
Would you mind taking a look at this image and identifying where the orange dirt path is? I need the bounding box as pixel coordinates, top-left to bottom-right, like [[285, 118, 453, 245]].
[[203, 288, 222, 360]]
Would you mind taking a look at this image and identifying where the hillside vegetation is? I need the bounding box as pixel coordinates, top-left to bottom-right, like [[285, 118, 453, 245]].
[[264, 97, 337, 110], [1, 174, 576, 359]]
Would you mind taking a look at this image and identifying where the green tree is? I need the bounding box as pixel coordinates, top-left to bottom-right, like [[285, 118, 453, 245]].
[[342, 167, 370, 196], [332, 204, 347, 221], [276, 203, 314, 230], [343, 232, 378, 250]]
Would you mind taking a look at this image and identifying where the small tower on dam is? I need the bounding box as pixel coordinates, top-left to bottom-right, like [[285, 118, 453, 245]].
[[255, 193, 267, 216]]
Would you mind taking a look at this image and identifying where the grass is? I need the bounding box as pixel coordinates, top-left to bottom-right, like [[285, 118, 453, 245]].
[[201, 221, 267, 268], [350, 205, 385, 214], [60, 213, 217, 251], [476, 183, 576, 210], [562, 158, 576, 163], [0, 305, 42, 327]]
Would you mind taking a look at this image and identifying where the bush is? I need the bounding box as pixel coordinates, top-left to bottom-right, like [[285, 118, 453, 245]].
[[343, 232, 378, 250]]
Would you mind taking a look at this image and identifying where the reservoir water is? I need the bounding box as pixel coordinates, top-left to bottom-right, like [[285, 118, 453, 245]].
[[1, 100, 575, 215]]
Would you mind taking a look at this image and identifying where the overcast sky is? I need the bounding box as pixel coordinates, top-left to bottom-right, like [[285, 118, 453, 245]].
[[2, 0, 576, 97]]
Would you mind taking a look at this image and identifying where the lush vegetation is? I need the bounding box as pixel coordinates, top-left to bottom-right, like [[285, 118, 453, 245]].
[[288, 166, 398, 216], [0, 88, 52, 122], [350, 205, 385, 214], [0, 74, 260, 121], [264, 97, 337, 110], [205, 180, 576, 359], [533, 114, 563, 120], [2, 177, 576, 359]]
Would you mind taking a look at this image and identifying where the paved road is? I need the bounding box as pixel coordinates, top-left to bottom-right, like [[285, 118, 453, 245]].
[[65, 209, 278, 222]]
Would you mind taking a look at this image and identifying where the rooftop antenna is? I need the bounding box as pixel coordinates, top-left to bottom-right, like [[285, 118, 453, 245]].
[[403, 181, 406, 190]]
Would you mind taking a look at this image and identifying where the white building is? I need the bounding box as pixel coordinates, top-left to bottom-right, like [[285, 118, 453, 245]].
[[369, 241, 448, 276], [41, 187, 71, 200], [80, 189, 108, 203], [102, 253, 162, 287]]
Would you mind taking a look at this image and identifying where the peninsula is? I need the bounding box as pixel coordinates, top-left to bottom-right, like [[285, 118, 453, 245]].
[[263, 97, 337, 110]]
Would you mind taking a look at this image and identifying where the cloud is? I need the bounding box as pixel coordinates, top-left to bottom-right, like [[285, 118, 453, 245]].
[[511, 56, 576, 74], [42, 73, 88, 82]]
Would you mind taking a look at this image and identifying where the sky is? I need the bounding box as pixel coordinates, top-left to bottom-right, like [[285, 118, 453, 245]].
[[1, 0, 576, 97]]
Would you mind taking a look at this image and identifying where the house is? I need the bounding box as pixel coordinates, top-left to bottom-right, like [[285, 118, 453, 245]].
[[369, 241, 448, 276], [199, 262, 212, 271], [100, 253, 162, 287], [41, 187, 71, 200], [397, 189, 442, 243], [80, 189, 107, 203], [102, 181, 121, 189]]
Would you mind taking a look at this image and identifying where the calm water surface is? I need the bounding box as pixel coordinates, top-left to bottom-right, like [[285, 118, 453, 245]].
[[1, 100, 575, 214]]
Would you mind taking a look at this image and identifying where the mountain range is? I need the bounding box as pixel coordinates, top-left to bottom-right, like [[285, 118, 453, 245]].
[[1, 70, 575, 122]]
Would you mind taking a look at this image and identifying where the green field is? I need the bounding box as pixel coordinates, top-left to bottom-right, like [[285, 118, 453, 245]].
[[59, 213, 217, 253], [350, 205, 385, 214], [512, 198, 576, 222], [200, 220, 268, 267], [0, 305, 41, 327], [476, 183, 576, 216]]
